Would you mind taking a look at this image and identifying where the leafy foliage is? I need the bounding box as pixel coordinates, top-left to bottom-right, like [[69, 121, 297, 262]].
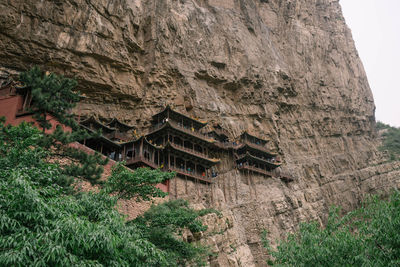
[[104, 164, 173, 201], [0, 120, 210, 266], [133, 199, 213, 266], [263, 191, 400, 267], [19, 66, 108, 183], [19, 66, 80, 131], [376, 121, 400, 161]]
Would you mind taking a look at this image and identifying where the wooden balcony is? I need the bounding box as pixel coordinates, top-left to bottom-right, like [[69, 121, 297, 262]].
[[237, 164, 274, 177], [213, 141, 242, 150], [125, 156, 214, 183], [236, 152, 281, 168], [166, 142, 220, 164], [168, 166, 212, 183]]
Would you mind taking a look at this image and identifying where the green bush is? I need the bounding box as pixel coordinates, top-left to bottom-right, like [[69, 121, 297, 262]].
[[263, 191, 400, 266], [376, 121, 400, 161], [0, 121, 210, 266]]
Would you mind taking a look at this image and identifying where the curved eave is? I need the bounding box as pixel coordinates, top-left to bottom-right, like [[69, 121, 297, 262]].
[[240, 131, 270, 144], [80, 116, 116, 132], [147, 121, 216, 144], [152, 106, 208, 127], [237, 142, 278, 157], [107, 118, 136, 130], [236, 152, 281, 168], [80, 125, 121, 148], [121, 136, 163, 150]]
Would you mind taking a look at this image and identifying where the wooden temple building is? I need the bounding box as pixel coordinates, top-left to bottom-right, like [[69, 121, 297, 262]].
[[0, 71, 293, 198], [77, 106, 291, 191], [235, 132, 281, 178]]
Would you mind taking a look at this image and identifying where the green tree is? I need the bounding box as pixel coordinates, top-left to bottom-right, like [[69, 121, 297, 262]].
[[133, 199, 212, 266], [0, 120, 211, 266], [104, 165, 173, 201], [19, 66, 80, 131], [376, 121, 400, 161], [19, 66, 108, 183], [263, 191, 400, 266]]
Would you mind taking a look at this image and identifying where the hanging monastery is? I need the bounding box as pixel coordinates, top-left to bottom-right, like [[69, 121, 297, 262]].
[[0, 74, 293, 197]]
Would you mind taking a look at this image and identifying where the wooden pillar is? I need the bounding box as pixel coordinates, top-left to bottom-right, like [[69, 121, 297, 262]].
[[122, 145, 126, 161], [175, 176, 178, 199], [152, 148, 155, 163], [100, 143, 103, 154], [168, 151, 170, 169], [184, 160, 187, 173], [158, 150, 160, 166], [235, 173, 238, 202], [211, 182, 214, 204], [139, 138, 143, 157], [174, 156, 176, 168]]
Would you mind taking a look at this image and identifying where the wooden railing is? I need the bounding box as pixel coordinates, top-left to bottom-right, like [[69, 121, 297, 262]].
[[236, 153, 281, 166], [169, 142, 219, 163], [168, 166, 212, 183], [125, 156, 214, 183], [237, 164, 274, 177], [213, 141, 242, 150]]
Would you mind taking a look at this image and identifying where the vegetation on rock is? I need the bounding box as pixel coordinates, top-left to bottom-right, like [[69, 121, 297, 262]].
[[263, 191, 400, 266], [376, 121, 400, 161]]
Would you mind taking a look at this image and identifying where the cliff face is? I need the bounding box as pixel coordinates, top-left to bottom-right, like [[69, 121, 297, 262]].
[[1, 0, 400, 266]]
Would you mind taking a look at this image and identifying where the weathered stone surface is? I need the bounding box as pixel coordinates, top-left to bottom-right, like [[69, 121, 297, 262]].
[[1, 0, 399, 265]]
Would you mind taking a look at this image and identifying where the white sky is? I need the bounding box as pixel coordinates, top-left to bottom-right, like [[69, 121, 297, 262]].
[[340, 0, 400, 127]]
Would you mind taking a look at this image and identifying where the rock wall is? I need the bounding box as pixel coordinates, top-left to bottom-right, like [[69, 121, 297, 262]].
[[1, 0, 400, 266]]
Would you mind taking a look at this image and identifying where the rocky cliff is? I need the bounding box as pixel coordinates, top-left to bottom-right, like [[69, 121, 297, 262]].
[[1, 0, 400, 266]]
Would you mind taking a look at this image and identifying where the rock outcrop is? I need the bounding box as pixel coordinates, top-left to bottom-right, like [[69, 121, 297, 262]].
[[1, 0, 400, 266]]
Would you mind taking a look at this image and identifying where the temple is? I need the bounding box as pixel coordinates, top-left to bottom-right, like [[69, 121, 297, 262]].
[[77, 105, 292, 186], [146, 105, 220, 183], [235, 131, 281, 178], [0, 74, 292, 191], [79, 106, 221, 185]]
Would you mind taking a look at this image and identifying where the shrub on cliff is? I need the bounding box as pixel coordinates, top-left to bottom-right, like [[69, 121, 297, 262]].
[[0, 120, 210, 266], [263, 191, 400, 266], [376, 121, 400, 161]]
